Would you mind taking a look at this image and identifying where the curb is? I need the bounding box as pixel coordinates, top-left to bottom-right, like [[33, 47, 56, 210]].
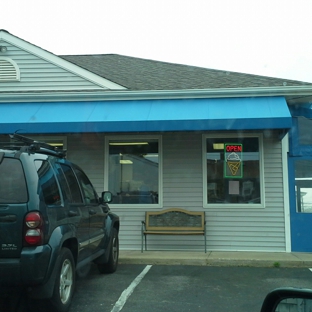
[[119, 251, 312, 268]]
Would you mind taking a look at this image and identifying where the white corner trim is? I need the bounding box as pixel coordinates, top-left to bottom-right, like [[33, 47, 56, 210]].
[[0, 31, 126, 90], [282, 134, 291, 252]]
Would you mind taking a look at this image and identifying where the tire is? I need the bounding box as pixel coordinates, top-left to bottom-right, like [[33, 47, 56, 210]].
[[97, 228, 119, 274], [76, 262, 91, 279], [42, 247, 76, 312]]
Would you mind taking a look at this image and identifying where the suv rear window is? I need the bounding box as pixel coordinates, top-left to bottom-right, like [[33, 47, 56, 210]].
[[0, 158, 28, 203]]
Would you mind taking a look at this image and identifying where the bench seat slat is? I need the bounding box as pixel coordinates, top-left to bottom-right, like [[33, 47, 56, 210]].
[[144, 231, 204, 235]]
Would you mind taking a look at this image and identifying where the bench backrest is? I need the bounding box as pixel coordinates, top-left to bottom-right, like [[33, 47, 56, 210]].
[[145, 208, 205, 231]]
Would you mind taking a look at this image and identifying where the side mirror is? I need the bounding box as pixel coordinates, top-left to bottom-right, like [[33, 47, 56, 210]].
[[261, 288, 312, 312], [101, 191, 113, 204]]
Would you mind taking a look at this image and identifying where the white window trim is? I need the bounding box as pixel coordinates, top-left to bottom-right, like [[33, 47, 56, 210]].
[[202, 133, 265, 208], [105, 134, 162, 208]]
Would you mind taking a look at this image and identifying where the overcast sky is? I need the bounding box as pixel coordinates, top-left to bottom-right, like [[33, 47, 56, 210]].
[[3, 0, 312, 82]]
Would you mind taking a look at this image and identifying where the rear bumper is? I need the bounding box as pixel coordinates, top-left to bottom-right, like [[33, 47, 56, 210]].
[[0, 245, 51, 286]]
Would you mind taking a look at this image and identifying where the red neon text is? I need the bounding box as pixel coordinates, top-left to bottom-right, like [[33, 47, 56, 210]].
[[226, 145, 242, 152]]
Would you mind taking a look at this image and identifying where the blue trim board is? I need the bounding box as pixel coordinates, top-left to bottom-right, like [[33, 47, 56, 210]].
[[0, 97, 291, 134]]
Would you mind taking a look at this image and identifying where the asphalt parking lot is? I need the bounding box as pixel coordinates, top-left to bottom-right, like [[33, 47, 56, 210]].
[[2, 263, 312, 312], [70, 263, 312, 312]]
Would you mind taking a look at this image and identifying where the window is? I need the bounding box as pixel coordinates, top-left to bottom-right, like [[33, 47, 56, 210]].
[[0, 158, 27, 203], [35, 160, 61, 206], [106, 136, 160, 205], [295, 160, 312, 213], [298, 117, 312, 146], [204, 135, 262, 206], [59, 164, 83, 204], [73, 167, 98, 204]]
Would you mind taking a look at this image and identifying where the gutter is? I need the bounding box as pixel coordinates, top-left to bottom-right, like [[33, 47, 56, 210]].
[[1, 86, 312, 103]]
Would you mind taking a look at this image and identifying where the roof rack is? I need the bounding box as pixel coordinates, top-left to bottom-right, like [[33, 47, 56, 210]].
[[7, 133, 67, 158]]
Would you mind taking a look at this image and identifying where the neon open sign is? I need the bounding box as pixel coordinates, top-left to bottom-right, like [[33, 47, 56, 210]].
[[224, 143, 243, 178]]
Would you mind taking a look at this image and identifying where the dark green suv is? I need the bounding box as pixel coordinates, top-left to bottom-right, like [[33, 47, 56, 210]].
[[0, 134, 120, 312]]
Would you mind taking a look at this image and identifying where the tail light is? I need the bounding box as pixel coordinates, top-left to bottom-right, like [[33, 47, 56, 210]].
[[24, 212, 44, 246]]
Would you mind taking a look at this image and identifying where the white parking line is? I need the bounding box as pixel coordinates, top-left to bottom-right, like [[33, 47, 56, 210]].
[[110, 265, 153, 312]]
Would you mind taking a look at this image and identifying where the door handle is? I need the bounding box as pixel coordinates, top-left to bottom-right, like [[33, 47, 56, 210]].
[[89, 209, 97, 215], [0, 214, 16, 222], [68, 210, 78, 217]]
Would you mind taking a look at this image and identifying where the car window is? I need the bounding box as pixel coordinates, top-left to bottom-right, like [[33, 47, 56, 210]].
[[59, 164, 83, 204], [0, 158, 27, 203], [35, 160, 61, 206], [73, 167, 98, 204]]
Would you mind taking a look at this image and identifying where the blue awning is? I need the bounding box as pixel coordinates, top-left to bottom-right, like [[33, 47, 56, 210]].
[[0, 96, 291, 134]]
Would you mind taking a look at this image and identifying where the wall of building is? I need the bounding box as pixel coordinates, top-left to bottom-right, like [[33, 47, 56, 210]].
[[0, 40, 103, 91], [65, 131, 286, 252]]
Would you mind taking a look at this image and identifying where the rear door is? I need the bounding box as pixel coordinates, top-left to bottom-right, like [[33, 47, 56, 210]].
[[73, 166, 108, 255], [57, 163, 90, 262], [0, 155, 28, 258]]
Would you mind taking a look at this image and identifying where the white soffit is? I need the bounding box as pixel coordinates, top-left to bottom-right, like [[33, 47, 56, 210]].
[[0, 30, 126, 90]]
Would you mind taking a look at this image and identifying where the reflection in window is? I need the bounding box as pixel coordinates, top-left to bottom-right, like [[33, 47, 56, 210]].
[[108, 139, 159, 204], [35, 160, 61, 206], [206, 136, 261, 205], [295, 160, 312, 213]]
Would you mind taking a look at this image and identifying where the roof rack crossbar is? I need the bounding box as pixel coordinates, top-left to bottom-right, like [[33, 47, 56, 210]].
[[9, 133, 66, 158]]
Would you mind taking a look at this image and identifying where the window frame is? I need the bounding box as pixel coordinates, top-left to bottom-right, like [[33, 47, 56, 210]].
[[202, 133, 265, 208], [105, 134, 162, 208]]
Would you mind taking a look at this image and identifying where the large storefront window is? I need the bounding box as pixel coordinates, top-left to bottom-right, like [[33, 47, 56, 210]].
[[295, 160, 312, 213], [298, 117, 312, 146], [205, 135, 262, 206], [107, 137, 160, 205]]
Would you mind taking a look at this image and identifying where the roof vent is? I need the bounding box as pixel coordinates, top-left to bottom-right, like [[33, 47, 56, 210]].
[[0, 58, 20, 81]]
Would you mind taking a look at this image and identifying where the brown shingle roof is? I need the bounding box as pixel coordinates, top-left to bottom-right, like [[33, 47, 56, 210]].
[[60, 54, 312, 91]]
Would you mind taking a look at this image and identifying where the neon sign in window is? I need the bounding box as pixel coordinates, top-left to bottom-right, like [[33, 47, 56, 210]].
[[224, 144, 243, 178]]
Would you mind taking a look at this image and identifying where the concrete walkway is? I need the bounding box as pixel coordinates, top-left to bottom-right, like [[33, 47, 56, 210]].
[[119, 250, 312, 268]]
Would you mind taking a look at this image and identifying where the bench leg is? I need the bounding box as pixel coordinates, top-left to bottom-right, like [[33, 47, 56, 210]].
[[145, 234, 147, 251], [204, 223, 207, 253], [141, 233, 143, 253]]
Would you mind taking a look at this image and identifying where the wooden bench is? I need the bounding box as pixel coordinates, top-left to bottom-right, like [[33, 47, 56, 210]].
[[141, 208, 206, 253]]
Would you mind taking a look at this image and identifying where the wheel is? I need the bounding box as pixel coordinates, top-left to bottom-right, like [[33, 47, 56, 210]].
[[97, 228, 119, 274], [37, 247, 75, 312]]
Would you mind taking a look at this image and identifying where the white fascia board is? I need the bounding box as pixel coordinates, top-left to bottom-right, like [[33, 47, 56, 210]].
[[1, 86, 312, 103], [0, 31, 126, 90]]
